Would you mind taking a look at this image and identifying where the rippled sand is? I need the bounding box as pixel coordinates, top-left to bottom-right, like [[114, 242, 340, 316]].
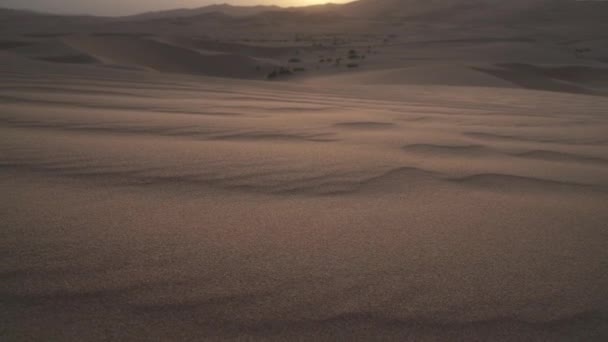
[[1, 51, 608, 341]]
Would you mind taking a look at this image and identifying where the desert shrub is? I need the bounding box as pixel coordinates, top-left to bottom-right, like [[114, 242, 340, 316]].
[[288, 58, 301, 63], [348, 49, 361, 59], [278, 67, 292, 75], [267, 70, 278, 79], [293, 67, 307, 72], [347, 63, 359, 68], [267, 67, 293, 79]]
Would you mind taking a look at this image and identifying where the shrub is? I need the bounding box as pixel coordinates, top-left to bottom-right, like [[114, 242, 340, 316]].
[[347, 63, 359, 68], [348, 49, 361, 59], [278, 67, 292, 75], [267, 70, 278, 79], [288, 58, 301, 63]]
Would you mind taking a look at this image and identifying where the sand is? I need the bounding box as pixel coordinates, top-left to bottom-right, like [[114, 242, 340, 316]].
[[1, 1, 608, 341]]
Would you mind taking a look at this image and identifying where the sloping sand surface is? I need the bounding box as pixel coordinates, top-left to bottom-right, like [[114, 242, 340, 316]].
[[307, 65, 517, 88], [165, 37, 293, 59], [475, 64, 608, 95], [2, 54, 608, 341], [63, 36, 269, 78], [2, 1, 608, 340]]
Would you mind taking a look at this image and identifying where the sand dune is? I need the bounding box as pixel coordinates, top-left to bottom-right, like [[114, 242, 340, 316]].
[[2, 1, 608, 341], [475, 63, 608, 95], [164, 37, 293, 59], [2, 54, 608, 340], [63, 36, 271, 78], [309, 65, 517, 88]]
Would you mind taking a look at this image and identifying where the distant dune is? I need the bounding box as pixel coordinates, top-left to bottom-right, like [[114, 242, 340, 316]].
[[128, 4, 282, 20], [306, 65, 518, 88], [62, 35, 272, 78]]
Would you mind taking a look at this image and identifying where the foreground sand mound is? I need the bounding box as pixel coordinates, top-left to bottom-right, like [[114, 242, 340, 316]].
[[1, 56, 608, 341], [2, 2, 608, 340], [64, 35, 270, 78]]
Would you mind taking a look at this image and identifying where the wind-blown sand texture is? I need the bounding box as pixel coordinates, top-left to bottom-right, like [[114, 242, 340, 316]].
[[1, 0, 608, 340]]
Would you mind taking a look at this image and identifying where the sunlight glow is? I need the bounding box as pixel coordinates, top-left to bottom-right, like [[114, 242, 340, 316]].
[[278, 0, 349, 6]]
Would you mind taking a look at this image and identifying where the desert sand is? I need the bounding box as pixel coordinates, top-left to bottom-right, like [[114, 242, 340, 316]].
[[1, 1, 608, 341]]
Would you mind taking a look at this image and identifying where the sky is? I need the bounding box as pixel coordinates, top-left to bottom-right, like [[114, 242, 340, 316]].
[[0, 0, 351, 16]]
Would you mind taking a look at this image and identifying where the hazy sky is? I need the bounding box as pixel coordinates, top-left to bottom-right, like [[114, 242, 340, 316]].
[[0, 0, 350, 16]]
